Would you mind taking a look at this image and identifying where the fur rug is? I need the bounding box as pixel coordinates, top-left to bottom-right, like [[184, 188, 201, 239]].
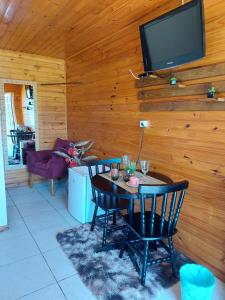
[[56, 222, 192, 300]]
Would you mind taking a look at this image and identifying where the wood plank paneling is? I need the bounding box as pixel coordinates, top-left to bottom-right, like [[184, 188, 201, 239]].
[[0, 0, 180, 58], [66, 0, 225, 281], [0, 49, 67, 186]]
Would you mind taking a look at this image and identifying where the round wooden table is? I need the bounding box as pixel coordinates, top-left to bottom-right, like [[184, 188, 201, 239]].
[[91, 170, 173, 230]]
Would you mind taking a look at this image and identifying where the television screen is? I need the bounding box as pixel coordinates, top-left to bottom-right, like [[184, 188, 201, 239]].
[[139, 0, 205, 72]]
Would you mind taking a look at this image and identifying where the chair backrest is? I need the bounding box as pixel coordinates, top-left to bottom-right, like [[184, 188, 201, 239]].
[[87, 158, 121, 199], [87, 158, 121, 179], [17, 132, 34, 142], [138, 180, 189, 239], [54, 138, 75, 151]]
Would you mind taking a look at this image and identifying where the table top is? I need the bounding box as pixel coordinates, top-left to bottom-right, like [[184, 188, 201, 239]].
[[91, 171, 173, 199]]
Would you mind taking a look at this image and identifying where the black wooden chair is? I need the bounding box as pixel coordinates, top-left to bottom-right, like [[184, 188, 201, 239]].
[[87, 158, 130, 250], [119, 180, 189, 285]]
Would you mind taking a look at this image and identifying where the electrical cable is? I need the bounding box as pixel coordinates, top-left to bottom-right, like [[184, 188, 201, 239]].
[[129, 69, 140, 80], [136, 127, 145, 164]]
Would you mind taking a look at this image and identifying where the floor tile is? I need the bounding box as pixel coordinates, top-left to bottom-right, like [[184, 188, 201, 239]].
[[47, 195, 68, 211], [11, 192, 46, 204], [0, 234, 40, 266], [32, 224, 71, 252], [7, 206, 23, 223], [16, 200, 55, 218], [0, 254, 56, 300], [213, 279, 225, 300], [23, 210, 70, 233], [0, 219, 29, 242], [7, 186, 36, 197], [6, 192, 14, 207], [57, 209, 81, 227], [59, 274, 97, 300], [18, 283, 66, 300], [35, 182, 66, 199], [43, 247, 76, 281]]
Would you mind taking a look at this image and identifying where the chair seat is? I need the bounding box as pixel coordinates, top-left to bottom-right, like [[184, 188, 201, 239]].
[[94, 195, 129, 211], [124, 212, 177, 239]]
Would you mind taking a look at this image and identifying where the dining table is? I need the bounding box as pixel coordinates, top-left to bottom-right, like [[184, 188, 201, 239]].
[[91, 170, 173, 251]]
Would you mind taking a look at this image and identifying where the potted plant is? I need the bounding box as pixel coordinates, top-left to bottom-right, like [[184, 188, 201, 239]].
[[54, 140, 97, 167]]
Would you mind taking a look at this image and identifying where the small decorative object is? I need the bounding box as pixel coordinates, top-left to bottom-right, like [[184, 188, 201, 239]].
[[54, 140, 97, 168], [128, 176, 140, 187], [140, 160, 150, 176], [207, 86, 216, 98], [111, 168, 119, 181], [129, 161, 137, 176], [170, 76, 177, 85]]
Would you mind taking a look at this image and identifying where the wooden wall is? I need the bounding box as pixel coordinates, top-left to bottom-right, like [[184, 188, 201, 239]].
[[0, 49, 67, 186], [66, 0, 225, 280]]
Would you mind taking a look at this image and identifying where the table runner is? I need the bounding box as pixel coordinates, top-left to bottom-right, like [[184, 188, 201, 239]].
[[100, 171, 165, 194]]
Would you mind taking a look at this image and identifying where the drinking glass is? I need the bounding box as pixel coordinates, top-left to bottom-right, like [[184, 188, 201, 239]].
[[111, 168, 119, 181], [140, 160, 149, 176], [123, 170, 130, 182], [122, 155, 130, 170]]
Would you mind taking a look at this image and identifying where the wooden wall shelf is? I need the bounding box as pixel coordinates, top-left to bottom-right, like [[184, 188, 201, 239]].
[[137, 61, 225, 111]]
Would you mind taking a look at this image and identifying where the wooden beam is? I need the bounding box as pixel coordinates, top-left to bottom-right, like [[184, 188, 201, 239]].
[[140, 98, 225, 112], [138, 81, 225, 100], [136, 62, 225, 88]]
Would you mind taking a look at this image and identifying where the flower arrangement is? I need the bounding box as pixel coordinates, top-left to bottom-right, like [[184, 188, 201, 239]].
[[54, 140, 97, 168]]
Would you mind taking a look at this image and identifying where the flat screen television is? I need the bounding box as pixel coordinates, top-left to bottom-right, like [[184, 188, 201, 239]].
[[139, 0, 205, 72]]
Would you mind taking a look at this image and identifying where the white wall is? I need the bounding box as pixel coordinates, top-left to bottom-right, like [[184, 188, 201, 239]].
[[0, 129, 7, 226]]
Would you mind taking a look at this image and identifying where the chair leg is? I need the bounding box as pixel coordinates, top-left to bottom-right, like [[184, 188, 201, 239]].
[[168, 237, 177, 277], [119, 242, 125, 258], [50, 179, 55, 196], [90, 205, 98, 231], [102, 210, 109, 247], [141, 241, 149, 286], [112, 211, 116, 225], [28, 173, 33, 188]]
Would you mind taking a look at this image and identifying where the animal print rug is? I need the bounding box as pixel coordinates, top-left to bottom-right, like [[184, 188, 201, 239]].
[[56, 222, 192, 300]]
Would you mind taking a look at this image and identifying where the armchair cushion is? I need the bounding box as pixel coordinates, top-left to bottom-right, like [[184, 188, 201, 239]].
[[27, 150, 52, 164], [54, 138, 75, 152], [27, 138, 75, 180]]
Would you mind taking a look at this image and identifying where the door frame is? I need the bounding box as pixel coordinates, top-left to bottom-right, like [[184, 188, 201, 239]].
[[0, 114, 7, 227], [0, 79, 39, 170]]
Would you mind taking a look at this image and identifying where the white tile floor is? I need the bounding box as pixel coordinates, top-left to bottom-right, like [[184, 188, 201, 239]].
[[0, 180, 224, 300]]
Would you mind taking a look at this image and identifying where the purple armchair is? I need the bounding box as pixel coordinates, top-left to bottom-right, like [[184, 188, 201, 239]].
[[27, 138, 74, 195]]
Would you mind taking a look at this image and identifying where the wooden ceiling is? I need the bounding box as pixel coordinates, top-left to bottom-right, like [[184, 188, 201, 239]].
[[0, 0, 182, 59]]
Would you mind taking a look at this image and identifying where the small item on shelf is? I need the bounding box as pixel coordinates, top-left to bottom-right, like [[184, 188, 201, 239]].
[[170, 76, 177, 85], [207, 86, 216, 98]]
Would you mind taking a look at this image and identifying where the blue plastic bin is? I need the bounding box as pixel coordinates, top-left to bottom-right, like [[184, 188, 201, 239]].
[[180, 264, 215, 300]]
